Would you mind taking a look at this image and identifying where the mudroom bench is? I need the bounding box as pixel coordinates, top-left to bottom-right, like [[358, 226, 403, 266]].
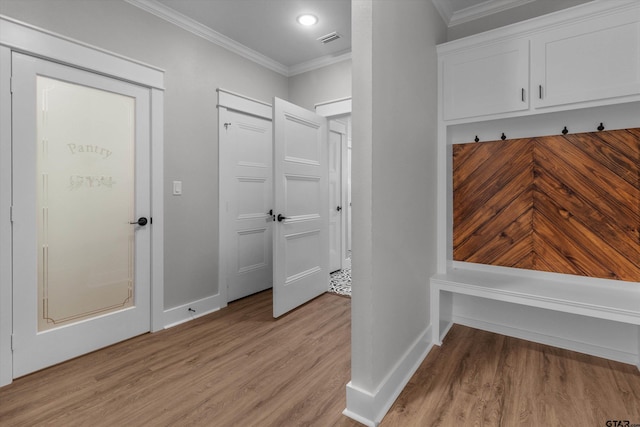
[[430, 268, 640, 352]]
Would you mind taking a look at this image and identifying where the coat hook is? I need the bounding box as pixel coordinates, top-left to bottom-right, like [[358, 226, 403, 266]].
[[597, 122, 605, 131], [562, 126, 568, 135], [474, 135, 479, 143], [501, 132, 506, 141]]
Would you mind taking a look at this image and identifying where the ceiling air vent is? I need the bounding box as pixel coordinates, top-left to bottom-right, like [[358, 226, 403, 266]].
[[317, 32, 342, 44]]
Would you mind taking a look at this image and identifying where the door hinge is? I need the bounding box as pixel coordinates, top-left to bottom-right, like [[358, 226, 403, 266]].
[[11, 334, 15, 351], [10, 77, 13, 94], [9, 206, 13, 223]]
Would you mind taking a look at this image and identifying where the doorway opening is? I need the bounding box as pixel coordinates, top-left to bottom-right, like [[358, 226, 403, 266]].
[[218, 92, 352, 307], [0, 17, 165, 386], [317, 98, 352, 297]]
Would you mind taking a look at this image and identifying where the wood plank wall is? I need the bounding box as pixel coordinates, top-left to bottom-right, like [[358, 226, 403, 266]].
[[453, 128, 640, 282]]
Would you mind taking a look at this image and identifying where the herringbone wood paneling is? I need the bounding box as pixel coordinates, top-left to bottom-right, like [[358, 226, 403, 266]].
[[453, 129, 640, 282]]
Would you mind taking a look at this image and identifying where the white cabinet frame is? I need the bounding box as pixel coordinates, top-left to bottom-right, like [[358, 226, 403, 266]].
[[434, 1, 640, 368]]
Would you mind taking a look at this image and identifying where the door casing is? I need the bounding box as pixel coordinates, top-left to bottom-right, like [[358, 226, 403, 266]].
[[316, 98, 352, 270], [329, 120, 348, 272], [0, 17, 165, 387], [217, 89, 274, 304], [219, 92, 352, 307]]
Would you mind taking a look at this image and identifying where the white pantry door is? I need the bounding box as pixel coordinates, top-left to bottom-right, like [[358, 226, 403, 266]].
[[11, 53, 151, 377], [272, 98, 329, 318], [220, 107, 273, 302], [328, 120, 347, 272]]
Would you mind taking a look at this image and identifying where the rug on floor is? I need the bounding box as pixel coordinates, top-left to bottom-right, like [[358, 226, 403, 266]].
[[329, 268, 351, 297]]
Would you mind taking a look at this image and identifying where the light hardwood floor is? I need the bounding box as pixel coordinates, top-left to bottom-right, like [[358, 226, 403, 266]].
[[1, 290, 639, 426], [380, 325, 640, 426]]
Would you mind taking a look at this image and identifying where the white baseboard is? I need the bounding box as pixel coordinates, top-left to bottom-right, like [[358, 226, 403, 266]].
[[344, 326, 433, 426], [342, 404, 377, 427], [163, 293, 224, 329], [452, 315, 640, 366]]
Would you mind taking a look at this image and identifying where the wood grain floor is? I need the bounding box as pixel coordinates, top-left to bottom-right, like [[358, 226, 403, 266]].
[[1, 290, 639, 426], [1, 291, 351, 427], [379, 325, 640, 427]]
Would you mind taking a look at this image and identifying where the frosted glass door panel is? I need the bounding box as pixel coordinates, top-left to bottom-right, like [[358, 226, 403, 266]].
[[37, 76, 135, 331]]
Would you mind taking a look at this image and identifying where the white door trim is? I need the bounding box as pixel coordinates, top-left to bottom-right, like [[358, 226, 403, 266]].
[[217, 88, 273, 306], [0, 16, 164, 387], [0, 45, 13, 388], [315, 97, 352, 118], [0, 16, 164, 88], [217, 88, 272, 120], [329, 120, 349, 271], [316, 98, 352, 271]]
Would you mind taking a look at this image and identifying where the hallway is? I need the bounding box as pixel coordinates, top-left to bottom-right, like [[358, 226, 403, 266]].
[[2, 288, 638, 426]]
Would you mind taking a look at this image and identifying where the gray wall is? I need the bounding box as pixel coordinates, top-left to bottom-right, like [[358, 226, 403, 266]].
[[351, 0, 446, 392], [447, 0, 593, 40], [288, 60, 352, 111], [0, 0, 289, 310]]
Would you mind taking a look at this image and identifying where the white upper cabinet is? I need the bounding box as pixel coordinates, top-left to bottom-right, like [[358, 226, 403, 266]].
[[438, 1, 640, 123], [442, 39, 529, 121], [531, 11, 640, 109]]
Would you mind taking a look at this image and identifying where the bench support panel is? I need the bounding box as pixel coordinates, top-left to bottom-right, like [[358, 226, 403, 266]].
[[430, 270, 640, 369]]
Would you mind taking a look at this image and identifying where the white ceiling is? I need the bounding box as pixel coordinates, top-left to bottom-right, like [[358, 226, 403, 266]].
[[126, 0, 537, 76], [127, 0, 351, 76]]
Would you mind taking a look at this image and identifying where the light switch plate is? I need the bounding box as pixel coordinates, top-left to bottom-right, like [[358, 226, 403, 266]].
[[173, 180, 182, 195]]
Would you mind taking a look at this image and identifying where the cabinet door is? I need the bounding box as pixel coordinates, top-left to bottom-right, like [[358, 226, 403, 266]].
[[531, 13, 640, 109], [442, 39, 529, 121]]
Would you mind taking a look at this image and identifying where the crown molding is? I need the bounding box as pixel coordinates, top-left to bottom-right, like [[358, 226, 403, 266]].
[[451, 0, 536, 26], [125, 0, 351, 77], [437, 0, 638, 53], [125, 0, 289, 76], [289, 50, 352, 76], [431, 0, 454, 27], [433, 0, 536, 27]]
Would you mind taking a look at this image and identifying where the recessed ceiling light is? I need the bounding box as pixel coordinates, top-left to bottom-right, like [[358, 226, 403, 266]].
[[297, 14, 318, 26]]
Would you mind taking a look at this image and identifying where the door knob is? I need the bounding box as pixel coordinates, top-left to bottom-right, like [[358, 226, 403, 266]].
[[130, 217, 148, 226], [336, 206, 342, 212], [277, 214, 287, 222]]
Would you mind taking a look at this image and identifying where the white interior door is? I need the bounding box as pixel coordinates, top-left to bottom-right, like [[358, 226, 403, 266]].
[[220, 107, 273, 302], [11, 53, 151, 377], [329, 120, 347, 272], [272, 98, 328, 318]]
